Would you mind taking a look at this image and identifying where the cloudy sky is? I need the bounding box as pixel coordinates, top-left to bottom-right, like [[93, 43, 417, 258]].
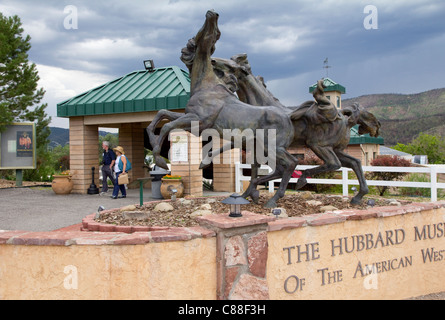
[[1, 0, 445, 128]]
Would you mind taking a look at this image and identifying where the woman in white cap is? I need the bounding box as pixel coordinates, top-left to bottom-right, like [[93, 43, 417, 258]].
[[111, 146, 128, 199]]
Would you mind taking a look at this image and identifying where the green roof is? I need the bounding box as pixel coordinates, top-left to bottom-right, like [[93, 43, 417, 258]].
[[309, 78, 346, 94], [57, 66, 190, 117], [349, 125, 384, 145]]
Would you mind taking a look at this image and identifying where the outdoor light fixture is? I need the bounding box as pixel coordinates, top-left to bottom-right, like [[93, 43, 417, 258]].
[[143, 60, 155, 72], [221, 193, 250, 218], [272, 208, 282, 218]]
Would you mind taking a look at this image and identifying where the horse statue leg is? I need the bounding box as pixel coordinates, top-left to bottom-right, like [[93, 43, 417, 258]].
[[248, 148, 298, 208], [150, 113, 201, 170], [295, 146, 341, 190], [200, 140, 262, 203], [146, 110, 184, 162], [335, 150, 369, 204]]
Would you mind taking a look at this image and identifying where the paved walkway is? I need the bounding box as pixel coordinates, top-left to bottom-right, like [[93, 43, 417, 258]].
[[0, 186, 229, 232]]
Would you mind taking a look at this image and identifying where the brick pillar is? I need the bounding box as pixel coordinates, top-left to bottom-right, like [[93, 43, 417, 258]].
[[118, 123, 145, 188], [212, 138, 240, 192], [196, 212, 274, 300], [170, 131, 203, 197], [69, 117, 99, 194]]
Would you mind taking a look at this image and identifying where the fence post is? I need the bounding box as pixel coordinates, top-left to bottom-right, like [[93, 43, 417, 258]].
[[342, 168, 349, 197], [235, 162, 241, 193], [431, 166, 437, 202], [268, 166, 274, 193]]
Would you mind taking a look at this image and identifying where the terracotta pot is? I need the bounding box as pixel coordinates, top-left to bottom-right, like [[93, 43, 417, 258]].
[[160, 178, 184, 199], [52, 175, 74, 195]]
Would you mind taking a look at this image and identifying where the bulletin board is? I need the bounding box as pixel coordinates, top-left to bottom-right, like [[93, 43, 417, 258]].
[[0, 123, 36, 169]]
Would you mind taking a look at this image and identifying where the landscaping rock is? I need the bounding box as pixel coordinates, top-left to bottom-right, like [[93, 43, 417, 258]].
[[306, 200, 323, 206], [319, 205, 338, 213], [119, 204, 137, 212], [200, 203, 212, 210], [179, 199, 194, 206], [190, 209, 213, 217], [153, 202, 174, 212], [121, 211, 149, 221], [298, 191, 314, 200]]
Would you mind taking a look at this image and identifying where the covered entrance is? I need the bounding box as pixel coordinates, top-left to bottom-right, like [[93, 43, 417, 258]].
[[57, 66, 238, 195]]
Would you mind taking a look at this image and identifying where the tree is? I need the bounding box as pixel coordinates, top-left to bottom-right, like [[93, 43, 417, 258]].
[[393, 133, 445, 164], [0, 13, 52, 181]]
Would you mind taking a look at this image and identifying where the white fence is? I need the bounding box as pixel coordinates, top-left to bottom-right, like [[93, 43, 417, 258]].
[[235, 163, 445, 202]]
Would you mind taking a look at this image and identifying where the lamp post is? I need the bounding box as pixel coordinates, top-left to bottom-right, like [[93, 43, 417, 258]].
[[221, 193, 250, 218]]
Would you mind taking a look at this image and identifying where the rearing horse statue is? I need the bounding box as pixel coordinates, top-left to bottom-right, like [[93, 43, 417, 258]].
[[205, 54, 381, 205], [147, 10, 299, 208]]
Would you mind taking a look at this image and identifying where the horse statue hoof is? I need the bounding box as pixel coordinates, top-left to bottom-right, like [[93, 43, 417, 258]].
[[199, 160, 211, 170], [350, 196, 362, 205], [251, 190, 260, 204], [295, 178, 307, 190], [155, 157, 169, 171], [264, 199, 277, 209]]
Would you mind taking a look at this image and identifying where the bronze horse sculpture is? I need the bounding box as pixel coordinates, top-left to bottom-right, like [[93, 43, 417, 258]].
[[203, 54, 381, 205], [147, 10, 299, 208]]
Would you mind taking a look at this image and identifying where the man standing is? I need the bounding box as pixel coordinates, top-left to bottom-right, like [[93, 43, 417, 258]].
[[100, 141, 116, 195]]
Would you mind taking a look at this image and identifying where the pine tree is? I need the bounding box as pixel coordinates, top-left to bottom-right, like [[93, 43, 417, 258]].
[[0, 13, 52, 180]]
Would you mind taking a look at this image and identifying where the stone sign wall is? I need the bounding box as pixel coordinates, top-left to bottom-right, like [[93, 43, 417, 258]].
[[267, 202, 445, 299], [1, 201, 444, 300]]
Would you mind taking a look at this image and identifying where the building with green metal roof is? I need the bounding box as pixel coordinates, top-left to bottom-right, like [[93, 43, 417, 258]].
[[58, 66, 193, 194], [57, 66, 190, 118], [309, 78, 346, 109], [309, 78, 346, 94]]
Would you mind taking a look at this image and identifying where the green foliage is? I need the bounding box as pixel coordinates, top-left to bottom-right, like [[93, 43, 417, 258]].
[[366, 155, 411, 196], [1, 13, 52, 181], [400, 173, 431, 198], [394, 133, 445, 164], [51, 144, 70, 172]]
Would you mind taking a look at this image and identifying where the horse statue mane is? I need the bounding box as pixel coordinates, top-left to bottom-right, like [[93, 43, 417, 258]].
[[180, 38, 197, 73]]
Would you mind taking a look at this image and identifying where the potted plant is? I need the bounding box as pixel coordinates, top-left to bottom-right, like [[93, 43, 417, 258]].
[[160, 175, 184, 199], [51, 170, 74, 195]]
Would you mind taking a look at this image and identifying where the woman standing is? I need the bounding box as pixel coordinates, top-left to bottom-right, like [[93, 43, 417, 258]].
[[111, 146, 128, 199]]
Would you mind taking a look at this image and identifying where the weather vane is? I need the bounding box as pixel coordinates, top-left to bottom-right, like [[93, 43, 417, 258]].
[[323, 58, 331, 78]]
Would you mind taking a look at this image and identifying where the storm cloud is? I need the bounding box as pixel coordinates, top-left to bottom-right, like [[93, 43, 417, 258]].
[[1, 0, 444, 127]]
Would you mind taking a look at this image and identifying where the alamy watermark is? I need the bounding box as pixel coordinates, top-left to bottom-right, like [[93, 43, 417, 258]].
[[63, 5, 78, 30], [63, 265, 78, 290], [169, 121, 277, 170], [363, 5, 378, 30]]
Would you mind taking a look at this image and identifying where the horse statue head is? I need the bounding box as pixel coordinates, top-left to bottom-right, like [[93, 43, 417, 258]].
[[342, 103, 381, 137], [180, 10, 220, 73]]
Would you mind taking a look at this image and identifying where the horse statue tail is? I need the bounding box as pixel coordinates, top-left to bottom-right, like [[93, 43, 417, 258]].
[[289, 100, 315, 121]]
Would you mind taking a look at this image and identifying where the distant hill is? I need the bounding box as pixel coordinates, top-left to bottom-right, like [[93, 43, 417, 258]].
[[342, 88, 445, 146], [48, 127, 116, 148]]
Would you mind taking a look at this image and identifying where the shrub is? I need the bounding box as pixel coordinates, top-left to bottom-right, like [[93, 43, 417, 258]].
[[366, 155, 411, 196]]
